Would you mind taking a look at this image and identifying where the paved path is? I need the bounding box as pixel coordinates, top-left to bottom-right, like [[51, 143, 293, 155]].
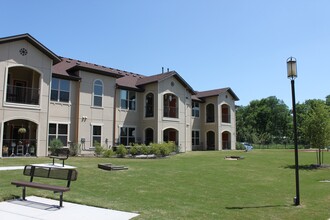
[[0, 196, 139, 220]]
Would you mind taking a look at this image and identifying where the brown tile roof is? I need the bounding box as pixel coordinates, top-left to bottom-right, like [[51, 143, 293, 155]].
[[0, 33, 61, 64], [116, 74, 145, 91], [136, 71, 196, 94], [196, 88, 239, 101], [53, 57, 143, 81]]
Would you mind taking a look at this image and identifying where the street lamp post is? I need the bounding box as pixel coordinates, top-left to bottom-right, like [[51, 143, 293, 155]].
[[287, 57, 300, 206]]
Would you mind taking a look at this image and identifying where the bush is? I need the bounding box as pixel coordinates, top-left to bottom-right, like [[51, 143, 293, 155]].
[[116, 145, 127, 158], [49, 138, 63, 155], [94, 141, 104, 156], [69, 143, 81, 156], [130, 145, 140, 156], [140, 144, 151, 155], [103, 149, 115, 158]]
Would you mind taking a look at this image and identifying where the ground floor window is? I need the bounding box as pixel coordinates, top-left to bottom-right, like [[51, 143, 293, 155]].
[[92, 125, 102, 146], [192, 130, 200, 146], [49, 123, 68, 146], [120, 127, 135, 146]]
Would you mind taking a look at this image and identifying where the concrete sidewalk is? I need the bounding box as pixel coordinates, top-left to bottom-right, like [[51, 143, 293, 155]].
[[0, 196, 139, 220]]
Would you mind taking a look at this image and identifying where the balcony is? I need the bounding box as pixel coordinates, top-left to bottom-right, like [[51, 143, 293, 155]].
[[6, 84, 40, 105]]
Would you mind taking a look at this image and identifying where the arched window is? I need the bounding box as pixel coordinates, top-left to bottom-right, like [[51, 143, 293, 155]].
[[206, 104, 215, 123], [222, 131, 231, 150], [163, 94, 178, 118], [93, 80, 103, 107], [163, 128, 178, 145], [145, 93, 154, 117], [7, 66, 42, 105], [206, 131, 215, 150], [222, 104, 231, 123]]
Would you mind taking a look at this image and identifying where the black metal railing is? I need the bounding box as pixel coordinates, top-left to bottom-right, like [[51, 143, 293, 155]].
[[2, 139, 37, 157], [6, 85, 40, 105]]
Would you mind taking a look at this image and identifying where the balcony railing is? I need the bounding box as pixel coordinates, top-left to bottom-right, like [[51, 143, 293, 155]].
[[6, 85, 40, 105], [2, 139, 37, 157], [163, 106, 178, 118]]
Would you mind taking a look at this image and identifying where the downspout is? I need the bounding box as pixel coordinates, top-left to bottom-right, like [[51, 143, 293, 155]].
[[75, 79, 81, 149], [112, 84, 118, 148]]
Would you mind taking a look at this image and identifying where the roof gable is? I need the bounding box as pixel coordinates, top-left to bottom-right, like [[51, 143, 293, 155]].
[[196, 88, 239, 101], [136, 71, 196, 94], [0, 33, 61, 64]]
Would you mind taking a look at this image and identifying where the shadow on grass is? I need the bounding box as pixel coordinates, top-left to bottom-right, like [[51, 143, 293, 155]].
[[284, 164, 330, 170], [226, 204, 291, 210]]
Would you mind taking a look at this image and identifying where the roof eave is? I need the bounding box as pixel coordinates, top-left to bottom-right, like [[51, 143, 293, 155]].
[[0, 33, 61, 64]]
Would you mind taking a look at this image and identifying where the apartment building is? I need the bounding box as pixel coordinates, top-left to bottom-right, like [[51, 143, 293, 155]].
[[0, 34, 239, 157]]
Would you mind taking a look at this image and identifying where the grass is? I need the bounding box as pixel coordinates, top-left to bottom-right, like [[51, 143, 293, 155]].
[[0, 150, 330, 219]]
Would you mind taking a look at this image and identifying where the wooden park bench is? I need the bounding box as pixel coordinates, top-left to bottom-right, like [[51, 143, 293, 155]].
[[11, 165, 78, 207], [49, 148, 70, 167]]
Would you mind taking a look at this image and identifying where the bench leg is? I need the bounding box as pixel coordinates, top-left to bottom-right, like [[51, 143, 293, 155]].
[[62, 160, 64, 167], [52, 158, 55, 165], [59, 192, 63, 207], [22, 187, 26, 200]]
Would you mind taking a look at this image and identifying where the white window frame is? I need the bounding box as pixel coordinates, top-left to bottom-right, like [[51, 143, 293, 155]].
[[93, 79, 103, 107], [51, 78, 70, 103], [48, 122, 70, 147], [120, 90, 136, 110]]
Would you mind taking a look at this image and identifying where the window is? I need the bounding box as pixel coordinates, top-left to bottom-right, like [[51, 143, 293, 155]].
[[222, 104, 231, 123], [192, 130, 200, 146], [51, 78, 70, 102], [145, 93, 154, 117], [93, 80, 103, 107], [48, 123, 68, 146], [163, 94, 178, 118], [192, 101, 200, 117], [145, 128, 154, 145], [206, 103, 215, 123], [120, 127, 136, 145], [92, 125, 102, 146], [120, 90, 136, 110]]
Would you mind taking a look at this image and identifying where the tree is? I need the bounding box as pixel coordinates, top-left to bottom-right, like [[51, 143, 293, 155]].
[[326, 95, 330, 106], [300, 100, 330, 165], [236, 96, 291, 145]]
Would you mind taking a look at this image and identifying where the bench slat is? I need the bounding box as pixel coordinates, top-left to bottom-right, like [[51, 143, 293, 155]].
[[11, 180, 70, 192]]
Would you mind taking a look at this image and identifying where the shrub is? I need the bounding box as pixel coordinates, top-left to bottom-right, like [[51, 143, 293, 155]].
[[150, 144, 161, 156], [130, 145, 140, 156], [94, 141, 104, 156], [103, 149, 115, 158], [116, 144, 127, 158], [140, 144, 151, 155], [49, 138, 63, 155], [69, 143, 81, 156], [160, 144, 171, 156]]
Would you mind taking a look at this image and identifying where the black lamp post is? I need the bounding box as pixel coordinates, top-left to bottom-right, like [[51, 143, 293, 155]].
[[287, 57, 300, 206]]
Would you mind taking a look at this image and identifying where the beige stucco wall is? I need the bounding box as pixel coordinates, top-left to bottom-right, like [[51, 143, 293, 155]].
[[77, 71, 116, 149], [0, 40, 53, 156]]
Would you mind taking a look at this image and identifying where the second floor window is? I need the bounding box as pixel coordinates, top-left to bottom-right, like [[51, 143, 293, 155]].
[[192, 101, 200, 117], [222, 104, 231, 123], [206, 103, 215, 123], [51, 78, 70, 102], [163, 94, 178, 118], [93, 80, 103, 107], [145, 93, 154, 117], [120, 90, 136, 110]]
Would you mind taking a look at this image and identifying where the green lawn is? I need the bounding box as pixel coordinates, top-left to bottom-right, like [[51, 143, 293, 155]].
[[1, 150, 329, 220]]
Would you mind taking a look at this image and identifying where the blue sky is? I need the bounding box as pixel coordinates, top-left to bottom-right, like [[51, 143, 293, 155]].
[[1, 0, 329, 106]]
